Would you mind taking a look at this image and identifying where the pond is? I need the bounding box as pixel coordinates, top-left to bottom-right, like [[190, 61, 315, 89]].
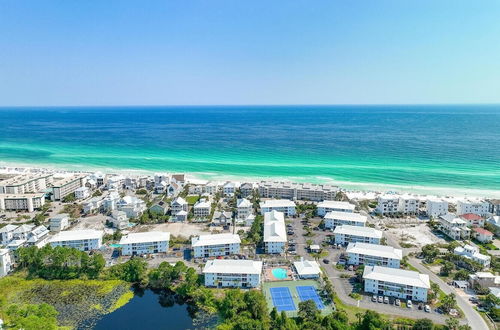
[[81, 288, 218, 330]]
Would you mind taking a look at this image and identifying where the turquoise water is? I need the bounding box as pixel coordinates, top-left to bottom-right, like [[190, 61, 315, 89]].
[[0, 105, 499, 196], [109, 244, 121, 248], [272, 268, 288, 280]]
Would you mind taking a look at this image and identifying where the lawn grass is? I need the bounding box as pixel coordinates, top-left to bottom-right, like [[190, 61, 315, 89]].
[[185, 195, 201, 205]]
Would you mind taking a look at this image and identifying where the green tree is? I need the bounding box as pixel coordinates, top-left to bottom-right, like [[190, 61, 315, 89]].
[[298, 300, 320, 323], [413, 318, 434, 330], [440, 261, 455, 276], [445, 317, 459, 330], [421, 244, 439, 263], [441, 293, 457, 313], [6, 303, 59, 330]]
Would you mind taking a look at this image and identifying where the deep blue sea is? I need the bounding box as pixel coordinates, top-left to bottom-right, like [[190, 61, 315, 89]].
[[0, 105, 499, 196]]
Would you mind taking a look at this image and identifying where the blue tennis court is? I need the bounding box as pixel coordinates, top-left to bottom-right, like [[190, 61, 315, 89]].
[[296, 286, 324, 309], [270, 287, 296, 311]]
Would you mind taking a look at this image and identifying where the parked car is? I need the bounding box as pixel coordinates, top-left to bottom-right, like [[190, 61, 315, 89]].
[[424, 305, 431, 313], [378, 296, 383, 303], [347, 265, 354, 271], [407, 300, 413, 308], [395, 299, 401, 306], [323, 259, 330, 264], [372, 295, 377, 302], [418, 303, 424, 310], [338, 259, 346, 265], [383, 296, 389, 304]]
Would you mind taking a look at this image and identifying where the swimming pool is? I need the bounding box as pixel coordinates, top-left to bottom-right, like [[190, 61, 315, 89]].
[[272, 268, 288, 280], [109, 244, 121, 248]]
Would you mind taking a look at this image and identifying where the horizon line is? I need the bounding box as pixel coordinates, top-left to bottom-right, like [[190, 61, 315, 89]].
[[0, 102, 499, 108]]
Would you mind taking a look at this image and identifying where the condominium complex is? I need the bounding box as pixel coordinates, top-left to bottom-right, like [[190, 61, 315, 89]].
[[263, 210, 287, 254], [51, 174, 86, 201], [49, 229, 103, 251], [376, 194, 418, 215], [317, 200, 355, 216], [456, 199, 489, 216], [203, 259, 263, 288], [119, 231, 170, 256], [426, 198, 448, 218], [346, 242, 402, 268], [333, 225, 382, 245], [191, 233, 241, 258], [258, 180, 338, 201], [363, 265, 430, 302], [0, 173, 53, 194], [260, 199, 296, 216], [0, 193, 46, 212], [324, 211, 367, 229]]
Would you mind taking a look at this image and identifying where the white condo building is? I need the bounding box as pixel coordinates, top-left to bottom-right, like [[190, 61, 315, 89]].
[[426, 198, 448, 218], [0, 173, 53, 194], [51, 174, 86, 201], [324, 211, 367, 229], [363, 265, 430, 302], [75, 187, 90, 199], [49, 230, 103, 251], [454, 244, 490, 269], [120, 231, 170, 256], [263, 211, 287, 254], [317, 200, 355, 216], [376, 194, 418, 215], [333, 225, 382, 245], [0, 193, 46, 213], [193, 199, 211, 220], [260, 199, 296, 216], [456, 199, 489, 216], [258, 181, 338, 201], [203, 259, 263, 288], [49, 213, 70, 232], [346, 242, 402, 268], [192, 233, 241, 258], [237, 198, 253, 220], [293, 259, 322, 279]]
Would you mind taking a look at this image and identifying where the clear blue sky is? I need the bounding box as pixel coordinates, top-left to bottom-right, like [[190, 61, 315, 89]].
[[1, 1, 499, 106]]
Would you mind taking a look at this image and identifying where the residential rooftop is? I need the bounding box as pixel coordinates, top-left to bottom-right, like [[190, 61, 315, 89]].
[[120, 231, 170, 245], [346, 242, 402, 260], [363, 265, 430, 289], [192, 233, 241, 247], [203, 259, 263, 275]]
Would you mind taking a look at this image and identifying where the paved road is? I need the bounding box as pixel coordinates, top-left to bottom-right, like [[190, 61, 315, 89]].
[[408, 258, 490, 330]]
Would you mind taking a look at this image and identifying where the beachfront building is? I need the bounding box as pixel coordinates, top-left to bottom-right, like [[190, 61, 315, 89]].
[[49, 229, 103, 251], [346, 242, 402, 268], [192, 233, 241, 258], [324, 211, 367, 229], [375, 194, 399, 215], [49, 214, 70, 232], [0, 173, 53, 194], [260, 199, 296, 216], [258, 181, 338, 201], [397, 194, 418, 214], [438, 214, 471, 240], [0, 249, 13, 277], [75, 187, 90, 199], [51, 174, 86, 201], [203, 259, 263, 288], [119, 231, 170, 256], [239, 183, 255, 197], [454, 244, 491, 268], [426, 198, 449, 218], [110, 210, 129, 230], [333, 225, 382, 245], [237, 198, 253, 220], [223, 182, 239, 196], [488, 199, 500, 216], [363, 265, 430, 302], [193, 199, 211, 220], [472, 228, 494, 243], [0, 193, 46, 212], [317, 200, 355, 216], [293, 258, 322, 279], [203, 182, 219, 195], [263, 210, 287, 254], [171, 197, 188, 216], [456, 199, 490, 216]]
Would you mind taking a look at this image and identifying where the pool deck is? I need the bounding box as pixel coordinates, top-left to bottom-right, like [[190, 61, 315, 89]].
[[264, 267, 294, 282], [262, 280, 334, 317]]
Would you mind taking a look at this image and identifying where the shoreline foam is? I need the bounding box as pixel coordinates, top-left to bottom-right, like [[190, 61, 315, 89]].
[[1, 160, 499, 199]]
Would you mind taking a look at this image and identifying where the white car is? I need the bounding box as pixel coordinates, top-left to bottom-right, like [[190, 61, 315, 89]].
[[407, 300, 413, 308], [424, 305, 431, 313]]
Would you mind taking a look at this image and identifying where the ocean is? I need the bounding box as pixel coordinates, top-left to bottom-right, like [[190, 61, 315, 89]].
[[0, 105, 499, 197]]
